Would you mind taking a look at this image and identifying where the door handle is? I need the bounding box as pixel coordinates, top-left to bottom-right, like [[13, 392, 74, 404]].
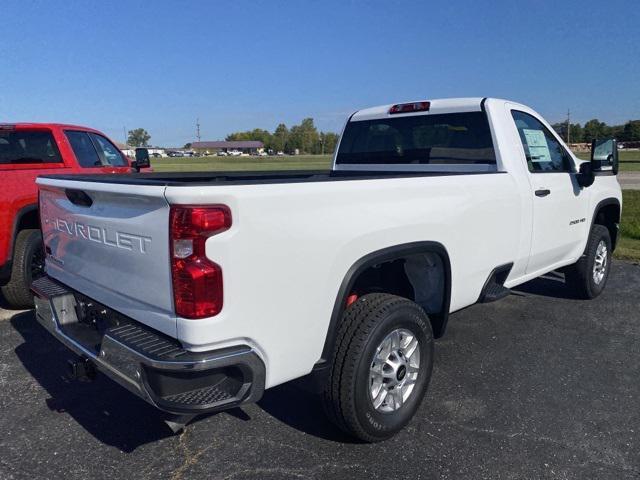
[[65, 189, 93, 207], [535, 189, 551, 197]]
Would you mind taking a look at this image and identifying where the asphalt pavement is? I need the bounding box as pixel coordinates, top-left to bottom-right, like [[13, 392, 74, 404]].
[[0, 261, 639, 479]]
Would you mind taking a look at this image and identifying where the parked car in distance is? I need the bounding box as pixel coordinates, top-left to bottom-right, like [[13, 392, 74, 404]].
[[32, 98, 621, 442], [257, 151, 268, 157], [227, 149, 242, 156], [217, 151, 228, 156], [276, 151, 285, 156], [0, 122, 150, 309]]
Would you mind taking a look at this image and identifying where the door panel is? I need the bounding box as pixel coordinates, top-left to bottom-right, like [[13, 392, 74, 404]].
[[527, 173, 588, 272], [510, 110, 589, 274]]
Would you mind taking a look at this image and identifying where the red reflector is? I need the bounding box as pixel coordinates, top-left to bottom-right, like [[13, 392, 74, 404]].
[[170, 205, 231, 319], [389, 101, 431, 114], [346, 294, 359, 307]]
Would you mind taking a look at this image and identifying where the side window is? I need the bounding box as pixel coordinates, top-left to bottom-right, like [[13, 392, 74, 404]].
[[511, 111, 574, 173], [0, 130, 62, 164], [88, 133, 128, 167], [66, 131, 101, 168]]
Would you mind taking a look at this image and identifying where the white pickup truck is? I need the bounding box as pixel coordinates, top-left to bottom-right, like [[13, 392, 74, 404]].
[[32, 98, 622, 442]]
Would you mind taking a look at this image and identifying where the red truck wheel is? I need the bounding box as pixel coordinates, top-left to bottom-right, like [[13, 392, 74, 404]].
[[1, 229, 44, 309]]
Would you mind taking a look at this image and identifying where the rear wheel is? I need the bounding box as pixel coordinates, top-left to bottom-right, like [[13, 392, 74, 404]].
[[1, 229, 44, 309], [565, 225, 612, 299], [322, 293, 434, 442]]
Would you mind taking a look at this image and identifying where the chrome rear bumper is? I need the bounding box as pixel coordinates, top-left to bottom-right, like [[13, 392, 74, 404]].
[[32, 275, 265, 415]]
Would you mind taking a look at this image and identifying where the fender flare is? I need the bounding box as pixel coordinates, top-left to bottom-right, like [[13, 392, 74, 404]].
[[590, 197, 621, 250], [318, 241, 452, 364]]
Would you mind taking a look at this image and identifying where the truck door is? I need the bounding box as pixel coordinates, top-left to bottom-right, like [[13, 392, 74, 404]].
[[510, 110, 590, 274]]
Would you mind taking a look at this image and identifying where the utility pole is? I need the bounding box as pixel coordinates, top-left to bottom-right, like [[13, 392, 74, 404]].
[[123, 126, 127, 145], [566, 109, 571, 144], [196, 118, 201, 142]]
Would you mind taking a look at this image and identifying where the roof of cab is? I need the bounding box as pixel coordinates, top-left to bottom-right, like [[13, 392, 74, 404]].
[[350, 97, 487, 122], [0, 122, 102, 133]]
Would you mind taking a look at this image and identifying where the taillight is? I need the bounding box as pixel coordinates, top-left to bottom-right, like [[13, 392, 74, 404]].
[[169, 205, 231, 319]]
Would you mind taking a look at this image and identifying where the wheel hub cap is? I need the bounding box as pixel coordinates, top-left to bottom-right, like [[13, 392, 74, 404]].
[[593, 240, 608, 285], [369, 328, 420, 413]]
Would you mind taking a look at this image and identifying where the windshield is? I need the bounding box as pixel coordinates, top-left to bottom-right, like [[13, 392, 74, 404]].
[[336, 112, 496, 165], [0, 130, 62, 164]]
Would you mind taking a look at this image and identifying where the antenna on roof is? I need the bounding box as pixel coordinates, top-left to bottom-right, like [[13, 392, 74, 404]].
[[196, 118, 201, 142]]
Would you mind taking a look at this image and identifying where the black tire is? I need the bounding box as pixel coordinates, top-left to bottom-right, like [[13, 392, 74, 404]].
[[1, 229, 44, 309], [565, 224, 612, 299], [322, 293, 434, 442]]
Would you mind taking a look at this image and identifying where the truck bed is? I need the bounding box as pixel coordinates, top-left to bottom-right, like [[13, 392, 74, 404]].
[[39, 169, 498, 187]]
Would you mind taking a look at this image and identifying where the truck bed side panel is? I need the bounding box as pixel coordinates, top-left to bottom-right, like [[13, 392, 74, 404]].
[[165, 172, 521, 388]]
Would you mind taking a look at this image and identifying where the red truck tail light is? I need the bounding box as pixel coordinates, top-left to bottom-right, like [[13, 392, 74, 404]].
[[389, 101, 431, 114], [169, 205, 231, 319]]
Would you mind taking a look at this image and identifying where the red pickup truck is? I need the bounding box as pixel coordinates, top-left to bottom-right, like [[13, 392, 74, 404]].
[[0, 123, 150, 308]]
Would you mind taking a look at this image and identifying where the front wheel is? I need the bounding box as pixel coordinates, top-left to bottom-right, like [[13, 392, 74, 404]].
[[565, 224, 612, 299], [322, 293, 434, 442]]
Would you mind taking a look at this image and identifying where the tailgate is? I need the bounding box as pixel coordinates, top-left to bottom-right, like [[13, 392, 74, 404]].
[[37, 177, 176, 337]]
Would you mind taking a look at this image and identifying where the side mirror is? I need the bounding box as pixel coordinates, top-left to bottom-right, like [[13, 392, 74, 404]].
[[133, 148, 151, 172], [590, 138, 618, 175], [576, 161, 595, 188]]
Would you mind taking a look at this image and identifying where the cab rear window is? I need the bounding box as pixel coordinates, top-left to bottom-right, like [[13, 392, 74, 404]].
[[0, 130, 62, 164], [336, 112, 496, 165]]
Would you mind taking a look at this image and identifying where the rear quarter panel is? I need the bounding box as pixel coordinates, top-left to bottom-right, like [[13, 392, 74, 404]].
[[165, 173, 521, 388]]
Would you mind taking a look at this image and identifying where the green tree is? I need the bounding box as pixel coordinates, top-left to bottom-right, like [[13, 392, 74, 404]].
[[226, 128, 273, 148], [569, 123, 584, 143], [127, 128, 151, 147], [552, 122, 585, 143], [321, 132, 340, 153], [183, 142, 192, 149], [272, 123, 289, 152], [623, 120, 640, 141], [287, 118, 319, 154], [583, 119, 607, 142]]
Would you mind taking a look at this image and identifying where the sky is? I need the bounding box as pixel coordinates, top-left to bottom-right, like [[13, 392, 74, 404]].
[[2, 0, 639, 147]]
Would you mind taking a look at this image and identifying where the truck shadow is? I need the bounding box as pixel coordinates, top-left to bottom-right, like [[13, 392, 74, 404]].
[[511, 271, 579, 299], [11, 311, 177, 452], [8, 271, 574, 451], [257, 383, 355, 443], [10, 310, 350, 450]]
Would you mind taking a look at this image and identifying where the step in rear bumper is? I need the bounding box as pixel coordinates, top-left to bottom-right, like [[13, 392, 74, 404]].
[[31, 275, 265, 415]]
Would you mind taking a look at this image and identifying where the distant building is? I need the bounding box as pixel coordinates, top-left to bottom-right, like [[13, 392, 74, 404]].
[[117, 143, 167, 158], [191, 141, 264, 155], [116, 142, 136, 158]]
